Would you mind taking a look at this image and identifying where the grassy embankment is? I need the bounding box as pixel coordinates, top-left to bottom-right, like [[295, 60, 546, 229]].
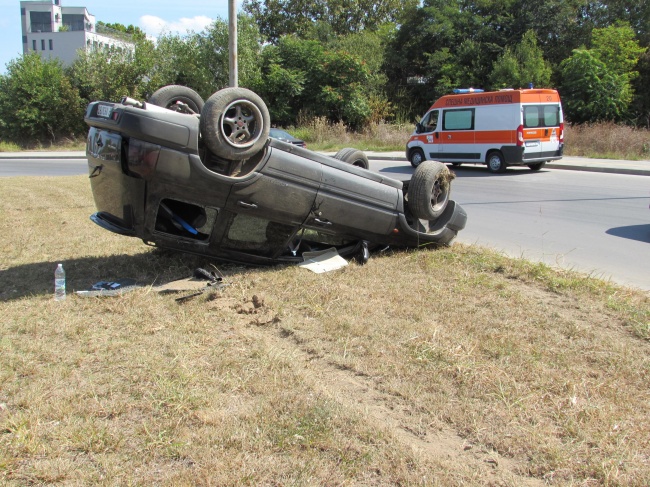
[[0, 175, 648, 486]]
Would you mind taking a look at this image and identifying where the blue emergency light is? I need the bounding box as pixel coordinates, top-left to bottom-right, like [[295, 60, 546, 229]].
[[452, 88, 484, 94]]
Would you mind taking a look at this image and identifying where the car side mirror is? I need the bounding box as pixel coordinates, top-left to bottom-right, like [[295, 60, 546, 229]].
[[415, 122, 424, 134]]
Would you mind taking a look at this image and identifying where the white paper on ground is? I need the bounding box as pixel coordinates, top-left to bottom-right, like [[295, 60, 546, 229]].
[[298, 247, 348, 274]]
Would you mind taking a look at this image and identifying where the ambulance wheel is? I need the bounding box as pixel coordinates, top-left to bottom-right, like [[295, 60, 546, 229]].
[[528, 161, 546, 171], [409, 149, 425, 168], [407, 160, 452, 221], [487, 151, 506, 173]]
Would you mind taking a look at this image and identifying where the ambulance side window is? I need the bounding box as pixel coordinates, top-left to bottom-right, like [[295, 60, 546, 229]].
[[443, 109, 475, 131]]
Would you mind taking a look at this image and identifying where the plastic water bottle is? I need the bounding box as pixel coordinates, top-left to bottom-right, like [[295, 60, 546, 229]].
[[54, 263, 66, 301]]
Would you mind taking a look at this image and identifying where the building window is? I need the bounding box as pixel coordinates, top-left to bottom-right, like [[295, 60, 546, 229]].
[[23, 36, 27, 44], [21, 8, 26, 16], [62, 14, 85, 32], [41, 39, 46, 51], [33, 40, 37, 51], [30, 11, 52, 33], [49, 39, 53, 50]]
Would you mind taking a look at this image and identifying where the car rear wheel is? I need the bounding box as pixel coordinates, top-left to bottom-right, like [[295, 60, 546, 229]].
[[409, 148, 425, 168], [148, 85, 204, 114], [528, 161, 546, 171], [407, 160, 453, 221], [200, 87, 270, 161], [487, 151, 506, 173], [333, 148, 369, 169]]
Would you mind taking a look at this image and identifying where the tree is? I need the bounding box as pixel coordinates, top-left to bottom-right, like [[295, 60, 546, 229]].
[[0, 53, 84, 144], [242, 0, 417, 42], [559, 23, 645, 123], [489, 30, 552, 89], [560, 49, 632, 123], [254, 36, 371, 127], [68, 39, 157, 104]]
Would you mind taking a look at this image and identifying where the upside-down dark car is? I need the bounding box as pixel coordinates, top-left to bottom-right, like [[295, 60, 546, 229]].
[[84, 85, 467, 265]]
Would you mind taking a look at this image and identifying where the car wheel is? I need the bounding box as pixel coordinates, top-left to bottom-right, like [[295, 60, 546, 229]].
[[334, 148, 369, 170], [407, 160, 453, 221], [200, 87, 270, 161], [528, 161, 546, 171], [409, 148, 425, 168], [148, 85, 204, 114], [487, 151, 506, 173]]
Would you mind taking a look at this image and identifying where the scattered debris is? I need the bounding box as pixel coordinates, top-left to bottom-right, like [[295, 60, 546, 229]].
[[154, 267, 227, 302], [298, 248, 349, 274], [76, 278, 140, 297]]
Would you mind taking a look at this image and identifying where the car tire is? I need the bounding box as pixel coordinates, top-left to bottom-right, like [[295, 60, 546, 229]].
[[487, 151, 506, 173], [528, 161, 546, 171], [333, 148, 369, 169], [407, 160, 453, 221], [409, 148, 425, 168], [200, 87, 270, 161], [148, 85, 204, 114]]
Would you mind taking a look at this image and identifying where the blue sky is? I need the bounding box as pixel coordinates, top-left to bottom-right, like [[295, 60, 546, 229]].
[[0, 0, 242, 74]]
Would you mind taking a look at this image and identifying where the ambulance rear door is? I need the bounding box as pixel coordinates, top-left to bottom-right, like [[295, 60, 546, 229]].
[[521, 103, 563, 161]]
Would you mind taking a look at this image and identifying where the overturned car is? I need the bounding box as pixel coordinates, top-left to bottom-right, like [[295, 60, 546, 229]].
[[84, 85, 467, 265]]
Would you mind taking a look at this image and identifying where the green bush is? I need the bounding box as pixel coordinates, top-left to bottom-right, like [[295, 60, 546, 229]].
[[0, 53, 85, 144]]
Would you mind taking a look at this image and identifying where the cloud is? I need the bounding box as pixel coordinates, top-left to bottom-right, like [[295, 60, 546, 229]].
[[139, 15, 214, 37]]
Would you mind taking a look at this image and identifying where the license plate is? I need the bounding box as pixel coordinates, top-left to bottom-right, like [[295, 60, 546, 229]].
[[525, 141, 539, 147], [97, 105, 112, 118]]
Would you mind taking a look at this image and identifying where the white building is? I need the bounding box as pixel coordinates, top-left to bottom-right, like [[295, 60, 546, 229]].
[[20, 0, 134, 66]]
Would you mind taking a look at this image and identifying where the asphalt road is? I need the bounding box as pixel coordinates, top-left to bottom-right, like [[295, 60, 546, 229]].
[[374, 161, 650, 291], [2, 155, 649, 290], [0, 157, 88, 177]]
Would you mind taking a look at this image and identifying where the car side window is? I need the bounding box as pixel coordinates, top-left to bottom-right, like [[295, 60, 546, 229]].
[[220, 213, 295, 256]]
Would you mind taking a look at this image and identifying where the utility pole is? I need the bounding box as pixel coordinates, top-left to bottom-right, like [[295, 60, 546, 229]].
[[228, 0, 238, 87]]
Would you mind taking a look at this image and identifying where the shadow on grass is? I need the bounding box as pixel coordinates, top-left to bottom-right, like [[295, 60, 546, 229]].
[[0, 249, 249, 302]]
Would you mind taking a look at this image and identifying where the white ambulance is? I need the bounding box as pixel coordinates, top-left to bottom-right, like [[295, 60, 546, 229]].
[[406, 88, 564, 173]]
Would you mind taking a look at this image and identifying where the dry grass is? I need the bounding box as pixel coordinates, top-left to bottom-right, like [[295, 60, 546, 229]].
[[291, 117, 413, 152], [564, 123, 650, 160], [1, 176, 649, 486], [292, 119, 650, 161]]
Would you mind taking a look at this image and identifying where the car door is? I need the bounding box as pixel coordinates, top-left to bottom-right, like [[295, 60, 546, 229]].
[[224, 147, 321, 225], [305, 160, 400, 240]]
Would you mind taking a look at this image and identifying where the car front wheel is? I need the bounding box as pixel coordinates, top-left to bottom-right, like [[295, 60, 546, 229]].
[[407, 160, 453, 221], [200, 87, 270, 161]]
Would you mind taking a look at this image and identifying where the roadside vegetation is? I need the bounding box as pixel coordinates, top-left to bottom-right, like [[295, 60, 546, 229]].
[[3, 120, 648, 162], [1, 175, 649, 486], [0, 1, 649, 149]]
